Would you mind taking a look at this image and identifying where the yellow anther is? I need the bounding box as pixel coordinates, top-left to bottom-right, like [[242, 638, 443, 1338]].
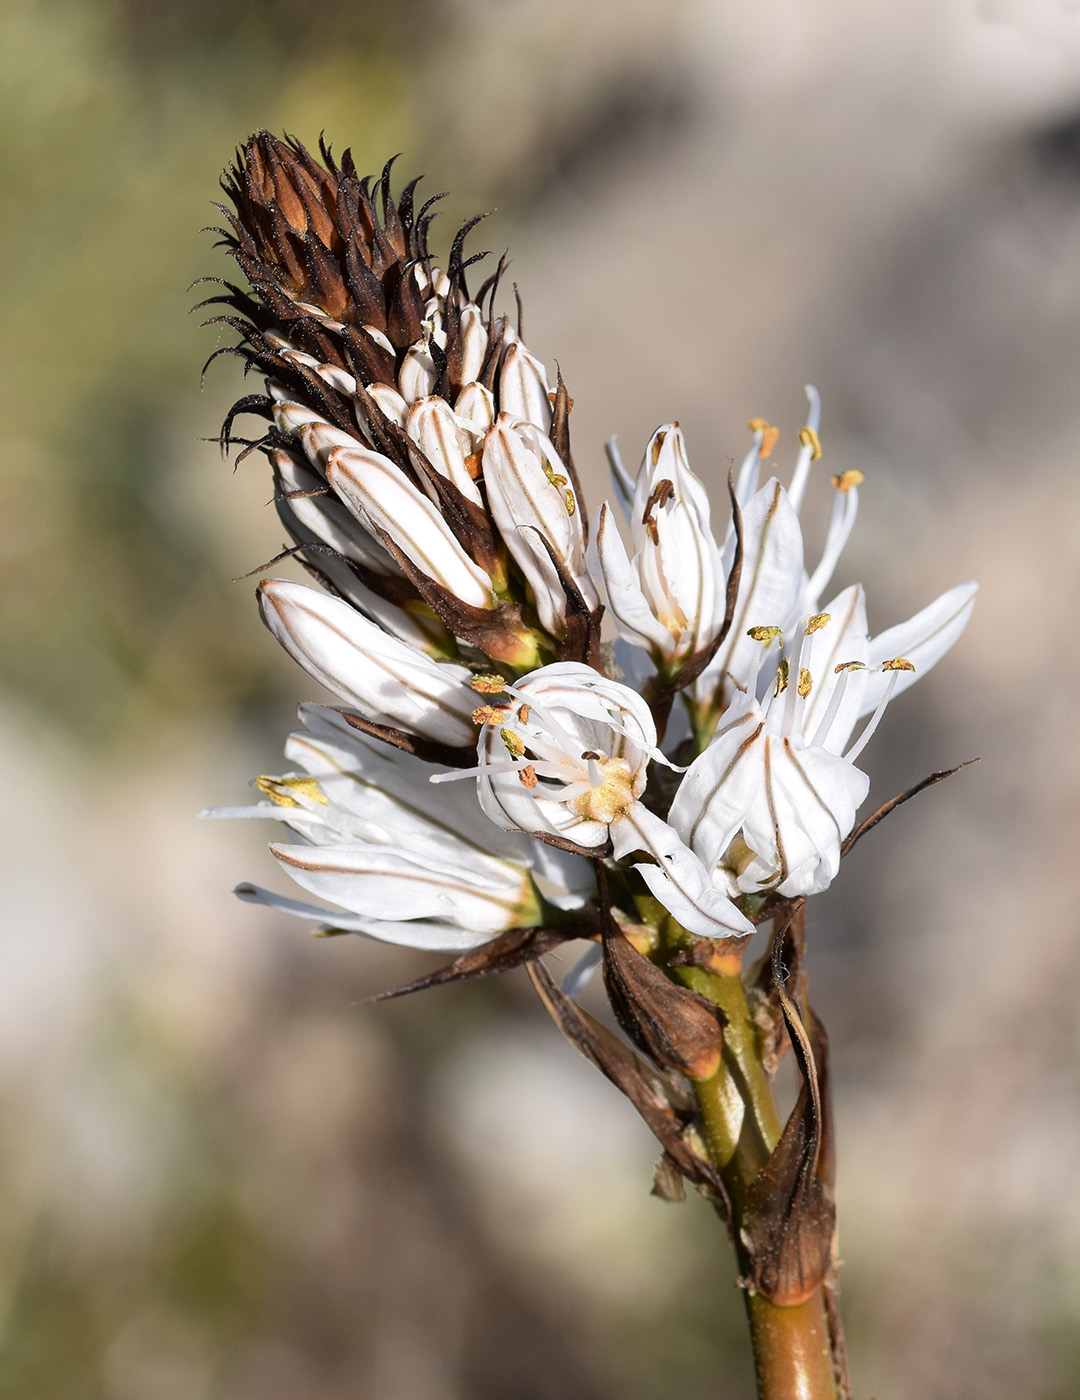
[[774, 658, 790, 696], [798, 426, 822, 460], [472, 704, 510, 726], [797, 668, 813, 697], [564, 488, 577, 517], [831, 469, 864, 493], [256, 775, 328, 808], [471, 673, 507, 694], [747, 625, 783, 644], [805, 612, 831, 634], [748, 418, 780, 459], [501, 727, 526, 758], [518, 764, 538, 789], [881, 657, 916, 672], [834, 660, 866, 674], [542, 461, 568, 489]]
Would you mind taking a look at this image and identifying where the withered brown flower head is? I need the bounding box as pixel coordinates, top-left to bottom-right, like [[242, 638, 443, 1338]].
[[204, 131, 600, 673]]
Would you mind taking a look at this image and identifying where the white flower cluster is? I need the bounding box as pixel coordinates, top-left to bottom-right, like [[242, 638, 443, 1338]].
[[208, 381, 974, 949], [205, 136, 974, 953]]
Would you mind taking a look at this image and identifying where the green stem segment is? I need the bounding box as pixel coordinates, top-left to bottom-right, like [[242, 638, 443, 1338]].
[[674, 960, 839, 1400]]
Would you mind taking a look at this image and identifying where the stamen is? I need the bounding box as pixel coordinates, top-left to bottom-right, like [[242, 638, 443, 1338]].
[[255, 775, 328, 808], [845, 669, 903, 763], [831, 469, 864, 492], [471, 673, 507, 694], [517, 703, 531, 724], [805, 612, 831, 634], [748, 625, 783, 645], [786, 384, 822, 514], [774, 657, 790, 697], [430, 758, 529, 783], [748, 417, 779, 459], [804, 478, 859, 609], [881, 657, 915, 672], [809, 663, 863, 748], [797, 426, 822, 460], [518, 764, 538, 788], [780, 622, 807, 735], [472, 704, 510, 725], [797, 668, 813, 697], [501, 728, 526, 758], [500, 684, 585, 756], [642, 479, 676, 545]]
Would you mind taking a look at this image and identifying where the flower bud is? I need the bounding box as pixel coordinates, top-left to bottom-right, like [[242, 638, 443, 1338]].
[[326, 445, 494, 609], [258, 579, 478, 745], [482, 415, 597, 636]]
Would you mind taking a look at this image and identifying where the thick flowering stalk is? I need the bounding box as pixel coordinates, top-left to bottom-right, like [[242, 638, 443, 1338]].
[[204, 134, 977, 1400]]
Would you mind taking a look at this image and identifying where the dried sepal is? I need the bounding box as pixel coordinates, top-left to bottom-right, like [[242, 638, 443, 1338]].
[[365, 924, 593, 1003], [739, 914, 835, 1306], [334, 708, 477, 769], [651, 1152, 687, 1203], [601, 923, 725, 1081], [527, 960, 732, 1218], [840, 759, 977, 857]]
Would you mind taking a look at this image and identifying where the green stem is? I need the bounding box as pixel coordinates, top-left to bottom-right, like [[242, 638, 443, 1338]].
[[673, 960, 839, 1400]]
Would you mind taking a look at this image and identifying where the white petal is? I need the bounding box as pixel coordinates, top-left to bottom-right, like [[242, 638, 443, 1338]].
[[587, 502, 675, 657], [629, 426, 726, 657], [611, 805, 753, 940], [258, 579, 478, 745], [739, 736, 869, 897], [233, 881, 496, 951], [287, 705, 529, 862], [398, 343, 436, 404], [668, 693, 766, 870], [482, 416, 595, 635], [796, 584, 869, 753], [364, 383, 410, 431], [327, 445, 493, 608], [858, 581, 978, 717], [458, 304, 489, 385], [270, 840, 533, 934], [271, 449, 402, 577], [605, 437, 636, 522], [699, 479, 805, 698], [499, 341, 552, 433], [561, 943, 603, 999], [453, 381, 496, 442], [406, 396, 483, 505]]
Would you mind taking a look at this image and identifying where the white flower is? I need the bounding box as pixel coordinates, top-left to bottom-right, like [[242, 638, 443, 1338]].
[[202, 706, 590, 950], [588, 424, 726, 668], [257, 578, 479, 746], [669, 580, 977, 898], [482, 415, 598, 637], [434, 662, 753, 940]]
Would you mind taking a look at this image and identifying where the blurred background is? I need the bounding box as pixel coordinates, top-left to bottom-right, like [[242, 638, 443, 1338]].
[[2, 0, 1079, 1395]]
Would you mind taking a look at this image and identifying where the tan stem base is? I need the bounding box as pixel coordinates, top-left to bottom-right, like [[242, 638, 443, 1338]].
[[745, 1290, 837, 1400]]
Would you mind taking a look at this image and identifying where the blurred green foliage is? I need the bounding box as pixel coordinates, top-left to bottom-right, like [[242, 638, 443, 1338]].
[[0, 0, 446, 744]]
